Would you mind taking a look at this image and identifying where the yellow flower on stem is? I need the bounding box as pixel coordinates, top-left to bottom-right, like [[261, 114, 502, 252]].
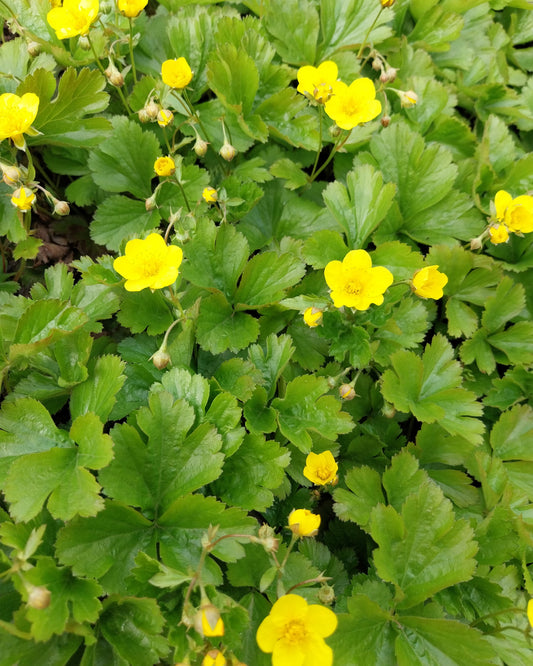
[[47, 0, 99, 40], [494, 189, 533, 234], [11, 186, 36, 211], [0, 93, 39, 150], [303, 307, 322, 328], [194, 604, 225, 637], [324, 249, 393, 310], [324, 78, 381, 130], [488, 224, 509, 245], [113, 233, 183, 292], [202, 187, 218, 203], [157, 109, 173, 128], [288, 509, 321, 537], [117, 0, 148, 17], [154, 156, 175, 177], [303, 451, 338, 486], [411, 265, 448, 300], [202, 650, 226, 666], [161, 57, 193, 89], [256, 594, 338, 666], [297, 61, 338, 104]]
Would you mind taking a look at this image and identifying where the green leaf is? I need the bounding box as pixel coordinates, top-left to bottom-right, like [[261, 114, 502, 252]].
[[373, 299, 430, 365], [333, 466, 385, 531], [56, 501, 155, 594], [70, 355, 126, 423], [213, 358, 262, 402], [212, 433, 290, 511], [91, 195, 161, 252], [117, 288, 174, 336], [371, 242, 425, 282], [88, 117, 160, 199], [323, 165, 396, 249], [100, 392, 224, 516], [207, 43, 259, 118], [248, 333, 295, 399], [303, 230, 348, 269], [481, 276, 526, 333], [196, 293, 260, 353], [409, 7, 464, 52], [460, 329, 496, 374], [395, 616, 498, 665], [244, 387, 279, 434], [99, 596, 168, 666], [270, 158, 309, 190], [446, 299, 478, 338], [381, 335, 484, 444], [487, 321, 533, 365], [235, 251, 305, 308], [272, 375, 354, 452], [263, 0, 319, 64], [370, 481, 478, 609], [490, 404, 533, 461]]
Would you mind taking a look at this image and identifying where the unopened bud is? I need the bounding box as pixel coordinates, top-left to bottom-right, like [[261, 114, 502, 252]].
[[145, 194, 157, 211], [151, 349, 171, 370], [329, 124, 342, 138], [380, 67, 397, 84], [145, 99, 160, 120], [470, 236, 483, 251], [157, 108, 174, 128], [194, 604, 224, 637], [399, 90, 418, 108], [27, 585, 51, 610], [105, 64, 124, 87], [27, 41, 41, 57], [381, 115, 391, 128], [194, 137, 209, 157], [53, 200, 70, 216], [372, 59, 382, 71], [1, 164, 21, 186], [257, 525, 279, 553], [219, 141, 237, 162], [138, 108, 151, 123], [339, 384, 356, 401], [78, 35, 91, 51], [382, 402, 396, 419], [318, 584, 335, 606], [381, 0, 395, 7]]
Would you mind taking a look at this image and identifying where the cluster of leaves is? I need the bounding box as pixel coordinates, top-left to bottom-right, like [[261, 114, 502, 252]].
[[1, 0, 533, 665]]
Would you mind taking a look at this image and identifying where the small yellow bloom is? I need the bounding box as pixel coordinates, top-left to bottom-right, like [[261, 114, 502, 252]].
[[194, 604, 224, 637], [11, 186, 36, 211], [324, 249, 393, 310], [113, 233, 183, 292], [527, 599, 533, 628], [157, 109, 174, 128], [303, 451, 338, 486], [494, 190, 533, 234], [0, 93, 39, 149], [154, 156, 175, 177], [47, 0, 99, 40], [117, 0, 147, 17], [297, 61, 338, 104], [488, 224, 509, 245], [161, 57, 193, 89], [303, 307, 323, 328], [381, 0, 395, 7], [324, 78, 381, 130], [288, 509, 321, 537], [202, 187, 218, 203], [256, 594, 337, 666], [411, 265, 448, 300], [399, 90, 418, 108], [202, 650, 226, 666]]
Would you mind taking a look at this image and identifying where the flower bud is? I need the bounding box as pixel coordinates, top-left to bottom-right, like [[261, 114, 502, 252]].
[[371, 58, 382, 71], [145, 194, 157, 211], [27, 585, 51, 610], [194, 604, 224, 637], [470, 235, 483, 251], [219, 141, 237, 162], [303, 307, 323, 328], [202, 650, 226, 666], [78, 35, 91, 51], [145, 99, 160, 120], [257, 524, 279, 553], [399, 90, 418, 108], [157, 108, 174, 128], [380, 67, 397, 84], [329, 124, 342, 138], [53, 200, 70, 216], [381, 115, 391, 128], [138, 108, 151, 123], [382, 402, 396, 419], [339, 384, 356, 400], [202, 186, 218, 204], [11, 186, 35, 211], [27, 41, 41, 57], [105, 63, 124, 88], [1, 164, 21, 186], [152, 349, 171, 370], [318, 584, 335, 606], [194, 137, 209, 157], [288, 508, 321, 537], [381, 0, 395, 7]]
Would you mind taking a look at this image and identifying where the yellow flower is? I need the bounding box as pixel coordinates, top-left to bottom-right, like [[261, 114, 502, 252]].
[[488, 224, 509, 245], [381, 0, 395, 6], [154, 156, 175, 177], [324, 78, 381, 130], [256, 594, 338, 666], [11, 186, 36, 211], [303, 451, 338, 486], [202, 650, 226, 666], [113, 233, 183, 292], [202, 187, 218, 203], [195, 604, 224, 637], [288, 509, 321, 537], [47, 0, 99, 40], [494, 190, 533, 234], [161, 57, 193, 89], [303, 307, 322, 328], [411, 265, 448, 300], [324, 249, 393, 310], [157, 109, 173, 128], [0, 93, 39, 149], [297, 61, 338, 104], [527, 599, 533, 628], [117, 0, 147, 17]]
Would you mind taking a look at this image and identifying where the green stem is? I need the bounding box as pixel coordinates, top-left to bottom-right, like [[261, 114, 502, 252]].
[[470, 607, 527, 628], [308, 130, 352, 184], [309, 105, 324, 182], [87, 34, 132, 115], [173, 178, 191, 213], [128, 18, 137, 83], [356, 7, 384, 60], [183, 90, 211, 145]]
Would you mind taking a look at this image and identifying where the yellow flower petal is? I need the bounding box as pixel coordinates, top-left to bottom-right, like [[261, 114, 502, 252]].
[[494, 190, 512, 221], [343, 249, 373, 271], [304, 605, 338, 638], [272, 639, 306, 666], [302, 637, 333, 666]]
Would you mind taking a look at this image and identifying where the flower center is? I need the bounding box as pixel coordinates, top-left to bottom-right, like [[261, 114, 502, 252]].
[[313, 82, 333, 103], [139, 250, 164, 278], [283, 619, 307, 644], [316, 466, 332, 480], [344, 281, 363, 295]]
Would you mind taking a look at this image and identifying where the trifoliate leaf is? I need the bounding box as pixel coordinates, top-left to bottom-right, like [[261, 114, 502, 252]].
[[263, 0, 319, 65], [333, 466, 385, 531], [70, 355, 126, 423], [91, 195, 161, 252], [248, 333, 295, 399], [235, 251, 305, 308], [116, 288, 174, 336], [196, 293, 260, 353], [490, 404, 533, 461], [481, 276, 526, 333]]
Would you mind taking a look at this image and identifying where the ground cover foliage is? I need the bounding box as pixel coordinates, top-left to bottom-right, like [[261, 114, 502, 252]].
[[1, 0, 533, 664]]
